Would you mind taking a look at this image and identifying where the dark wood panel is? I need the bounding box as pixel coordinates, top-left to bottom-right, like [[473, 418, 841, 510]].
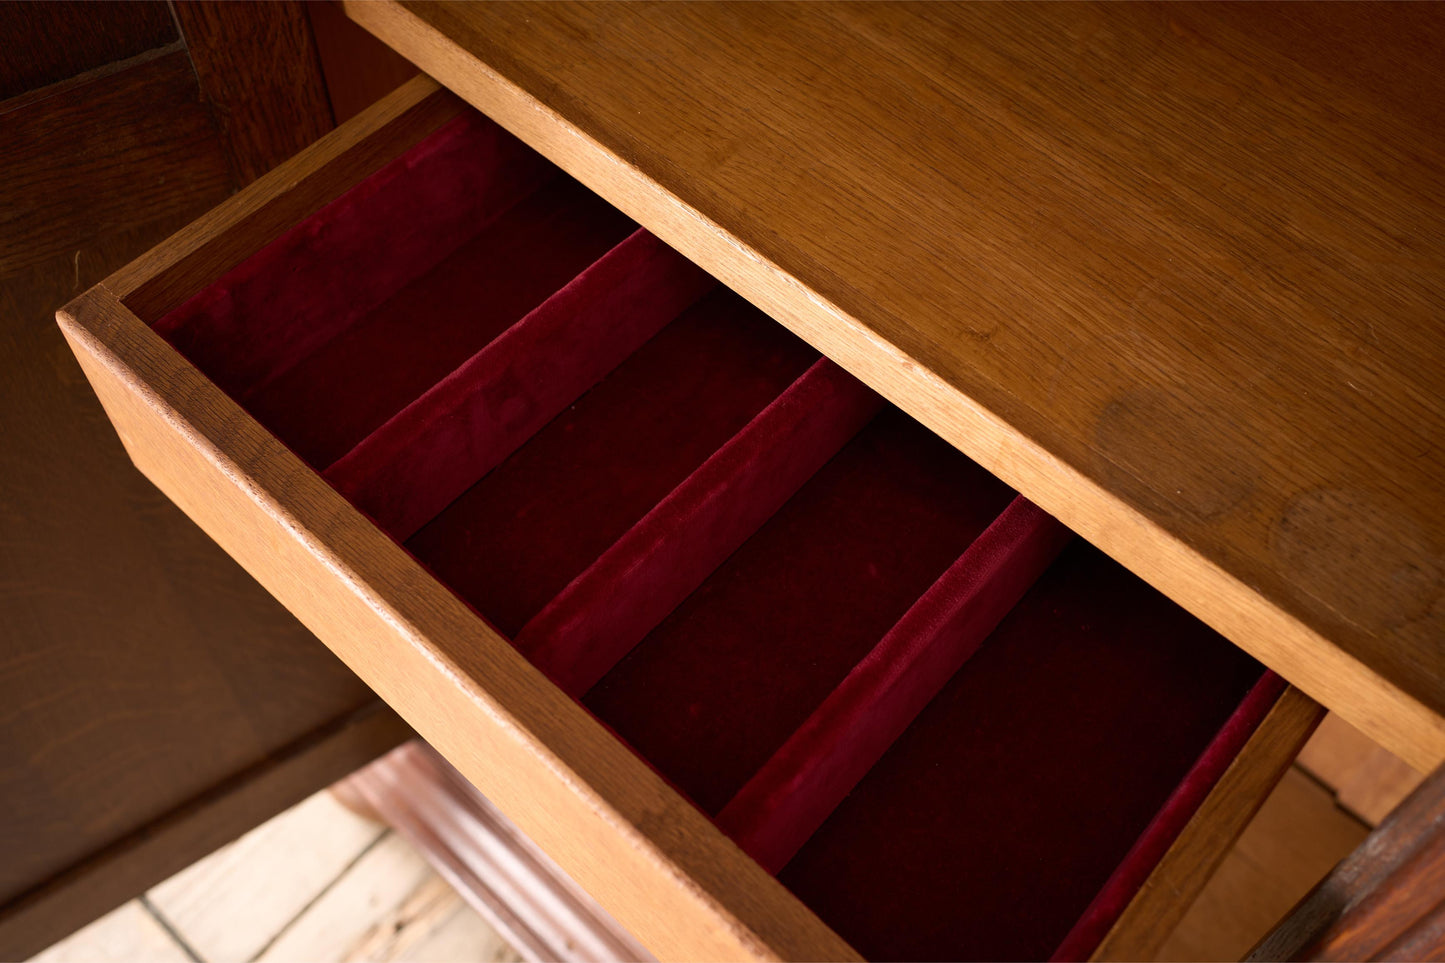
[[173, 0, 335, 185], [0, 51, 233, 278], [308, 0, 419, 123], [0, 33, 394, 953], [0, 704, 409, 961], [0, 213, 378, 907], [0, 1, 177, 100]]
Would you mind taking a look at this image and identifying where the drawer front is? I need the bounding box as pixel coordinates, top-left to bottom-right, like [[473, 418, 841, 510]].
[[61, 77, 1320, 961]]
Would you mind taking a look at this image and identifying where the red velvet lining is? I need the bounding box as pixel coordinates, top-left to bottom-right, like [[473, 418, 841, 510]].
[[327, 229, 713, 538], [146, 106, 1282, 963], [776, 542, 1267, 962], [583, 410, 1018, 815], [156, 114, 554, 401], [246, 178, 634, 470], [517, 358, 883, 697], [405, 287, 819, 637], [718, 497, 1074, 873]]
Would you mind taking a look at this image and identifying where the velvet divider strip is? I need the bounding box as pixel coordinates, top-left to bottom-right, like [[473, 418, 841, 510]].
[[326, 230, 715, 540], [514, 359, 884, 697], [154, 113, 555, 400], [715, 497, 1073, 873]]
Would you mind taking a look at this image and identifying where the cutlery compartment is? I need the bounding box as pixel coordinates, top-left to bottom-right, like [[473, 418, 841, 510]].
[[103, 94, 1296, 961]]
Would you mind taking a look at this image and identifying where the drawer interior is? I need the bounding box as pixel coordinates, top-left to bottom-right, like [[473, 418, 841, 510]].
[[142, 111, 1275, 961]]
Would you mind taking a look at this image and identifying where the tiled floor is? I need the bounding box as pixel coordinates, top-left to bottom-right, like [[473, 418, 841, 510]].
[[31, 790, 520, 963]]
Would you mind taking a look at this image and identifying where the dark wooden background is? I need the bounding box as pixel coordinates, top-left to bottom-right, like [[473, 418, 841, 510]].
[[0, 3, 415, 956]]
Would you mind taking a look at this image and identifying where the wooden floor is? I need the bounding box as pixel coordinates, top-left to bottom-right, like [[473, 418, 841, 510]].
[[29, 712, 1418, 963], [29, 790, 519, 963]]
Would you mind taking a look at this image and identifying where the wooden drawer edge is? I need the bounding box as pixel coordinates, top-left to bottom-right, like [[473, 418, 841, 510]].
[[341, 0, 1445, 774], [1091, 685, 1326, 961], [55, 285, 859, 963]]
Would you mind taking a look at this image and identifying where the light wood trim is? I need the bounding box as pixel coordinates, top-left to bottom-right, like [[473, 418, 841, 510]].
[[56, 281, 858, 961], [107, 74, 462, 321], [1092, 686, 1326, 961], [341, 1, 1445, 772]]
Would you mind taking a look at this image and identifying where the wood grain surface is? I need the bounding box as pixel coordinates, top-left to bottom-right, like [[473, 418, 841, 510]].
[[346, 1, 1445, 770], [0, 0, 176, 100], [1158, 766, 1371, 963], [0, 50, 232, 278], [172, 0, 334, 185], [1298, 714, 1427, 827]]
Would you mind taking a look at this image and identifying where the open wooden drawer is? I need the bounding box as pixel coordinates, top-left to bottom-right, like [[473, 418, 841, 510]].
[[59, 77, 1321, 962]]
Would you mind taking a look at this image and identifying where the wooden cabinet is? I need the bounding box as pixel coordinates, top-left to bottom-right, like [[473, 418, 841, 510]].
[[48, 3, 1444, 960], [0, 5, 414, 958]]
